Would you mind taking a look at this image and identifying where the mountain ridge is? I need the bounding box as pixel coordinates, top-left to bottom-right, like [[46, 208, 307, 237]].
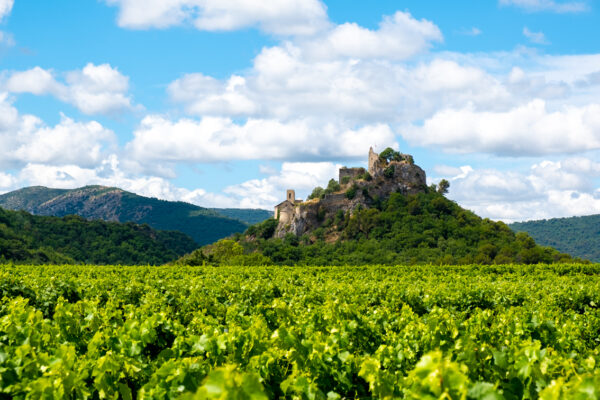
[[0, 185, 271, 246]]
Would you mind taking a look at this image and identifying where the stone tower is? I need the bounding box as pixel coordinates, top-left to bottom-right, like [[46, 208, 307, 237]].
[[286, 189, 295, 203], [368, 147, 380, 175]]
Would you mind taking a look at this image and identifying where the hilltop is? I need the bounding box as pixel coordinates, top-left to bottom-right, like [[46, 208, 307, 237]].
[[177, 148, 579, 266], [510, 214, 600, 262], [0, 186, 269, 246], [0, 206, 197, 265]]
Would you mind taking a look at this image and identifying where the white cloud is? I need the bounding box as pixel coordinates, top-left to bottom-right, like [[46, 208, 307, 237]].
[[0, 0, 13, 22], [17, 154, 239, 208], [169, 44, 508, 124], [5, 66, 62, 95], [0, 171, 16, 191], [300, 11, 442, 61], [404, 100, 600, 156], [0, 94, 116, 169], [499, 0, 588, 13], [3, 63, 135, 115], [104, 0, 330, 36], [126, 115, 397, 164], [168, 74, 257, 116], [440, 158, 600, 222], [13, 115, 116, 167], [523, 27, 549, 45], [224, 162, 341, 209]]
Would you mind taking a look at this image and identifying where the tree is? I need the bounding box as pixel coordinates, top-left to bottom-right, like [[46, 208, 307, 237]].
[[308, 186, 325, 200], [437, 179, 450, 195]]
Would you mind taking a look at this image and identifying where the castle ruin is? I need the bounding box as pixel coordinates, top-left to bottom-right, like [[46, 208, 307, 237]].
[[273, 147, 426, 237]]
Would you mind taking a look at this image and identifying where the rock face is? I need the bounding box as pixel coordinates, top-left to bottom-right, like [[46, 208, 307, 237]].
[[274, 148, 427, 238]]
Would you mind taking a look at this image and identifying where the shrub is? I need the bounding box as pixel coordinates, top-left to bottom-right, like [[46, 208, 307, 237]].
[[383, 165, 395, 179], [346, 184, 358, 200]]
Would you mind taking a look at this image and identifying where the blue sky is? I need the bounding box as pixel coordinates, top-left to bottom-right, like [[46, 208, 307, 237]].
[[0, 0, 599, 221]]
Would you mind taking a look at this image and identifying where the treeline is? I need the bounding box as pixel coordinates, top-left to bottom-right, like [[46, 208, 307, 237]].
[[510, 214, 600, 262], [178, 190, 581, 266], [0, 207, 197, 265]]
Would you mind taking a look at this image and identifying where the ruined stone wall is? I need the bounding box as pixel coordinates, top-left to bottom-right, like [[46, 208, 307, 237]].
[[339, 167, 366, 186]]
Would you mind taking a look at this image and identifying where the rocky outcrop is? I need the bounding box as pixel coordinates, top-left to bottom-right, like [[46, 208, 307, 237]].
[[274, 148, 427, 238]]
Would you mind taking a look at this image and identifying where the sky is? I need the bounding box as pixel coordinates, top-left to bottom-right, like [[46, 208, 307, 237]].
[[0, 0, 599, 222]]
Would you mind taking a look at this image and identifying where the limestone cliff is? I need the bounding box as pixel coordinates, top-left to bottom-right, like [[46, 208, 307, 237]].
[[274, 148, 427, 238]]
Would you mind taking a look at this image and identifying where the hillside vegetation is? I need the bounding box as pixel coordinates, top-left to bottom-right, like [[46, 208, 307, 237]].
[[178, 189, 579, 266], [510, 214, 600, 262], [0, 207, 197, 265], [0, 186, 250, 245], [2, 264, 600, 398], [212, 208, 272, 225]]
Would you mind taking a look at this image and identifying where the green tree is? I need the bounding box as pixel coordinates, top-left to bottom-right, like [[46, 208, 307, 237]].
[[438, 179, 450, 195]]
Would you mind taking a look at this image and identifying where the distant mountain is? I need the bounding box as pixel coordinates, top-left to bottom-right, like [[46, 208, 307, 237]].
[[0, 186, 249, 246], [0, 206, 197, 265], [510, 214, 600, 262], [212, 208, 272, 225]]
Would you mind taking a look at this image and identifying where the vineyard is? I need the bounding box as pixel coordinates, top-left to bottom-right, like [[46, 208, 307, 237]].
[[1, 264, 600, 399]]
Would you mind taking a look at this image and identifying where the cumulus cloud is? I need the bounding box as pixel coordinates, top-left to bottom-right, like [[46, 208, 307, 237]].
[[437, 158, 600, 222], [523, 27, 549, 44], [3, 63, 136, 115], [0, 171, 16, 192], [499, 0, 589, 13], [169, 44, 508, 124], [16, 154, 240, 208], [104, 0, 330, 35], [0, 94, 116, 169], [300, 11, 442, 61], [0, 0, 13, 22], [224, 162, 341, 209], [126, 115, 396, 165], [404, 100, 600, 156]]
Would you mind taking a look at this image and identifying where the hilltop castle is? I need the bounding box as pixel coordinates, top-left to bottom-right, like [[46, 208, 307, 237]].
[[273, 147, 426, 237]]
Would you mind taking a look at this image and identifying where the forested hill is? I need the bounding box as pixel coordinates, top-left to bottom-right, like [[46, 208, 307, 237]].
[[0, 206, 197, 265], [510, 214, 600, 262], [0, 186, 253, 246], [211, 208, 272, 225], [177, 189, 581, 266]]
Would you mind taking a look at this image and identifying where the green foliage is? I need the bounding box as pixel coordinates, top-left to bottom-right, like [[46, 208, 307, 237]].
[[0, 207, 197, 265], [341, 176, 351, 185], [383, 165, 395, 179], [0, 185, 249, 246], [510, 214, 600, 262], [308, 186, 325, 200], [379, 147, 413, 165], [245, 218, 278, 239], [325, 179, 341, 195], [345, 184, 358, 200], [238, 191, 579, 266], [1, 264, 600, 398], [211, 208, 272, 225], [437, 179, 450, 195]]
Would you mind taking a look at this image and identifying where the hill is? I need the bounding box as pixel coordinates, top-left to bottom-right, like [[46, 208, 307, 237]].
[[510, 214, 600, 262], [0, 186, 250, 246], [211, 208, 272, 225], [0, 206, 197, 265], [177, 148, 579, 266]]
